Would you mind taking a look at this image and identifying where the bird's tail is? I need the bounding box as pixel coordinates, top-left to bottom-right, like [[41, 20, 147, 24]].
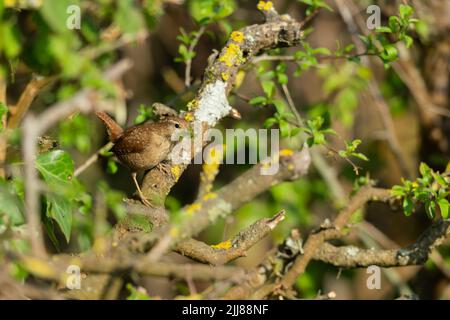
[[95, 111, 123, 143]]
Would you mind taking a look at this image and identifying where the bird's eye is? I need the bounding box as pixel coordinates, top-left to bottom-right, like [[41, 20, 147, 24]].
[[174, 123, 180, 128]]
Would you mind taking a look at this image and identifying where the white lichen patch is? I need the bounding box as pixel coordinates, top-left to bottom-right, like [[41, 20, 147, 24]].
[[195, 80, 232, 126], [346, 246, 359, 257], [208, 199, 232, 222], [168, 138, 191, 164]]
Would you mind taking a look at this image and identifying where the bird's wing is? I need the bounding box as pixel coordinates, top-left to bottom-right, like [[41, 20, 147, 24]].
[[112, 124, 158, 155]]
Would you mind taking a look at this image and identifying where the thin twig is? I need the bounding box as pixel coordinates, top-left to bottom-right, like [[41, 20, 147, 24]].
[[74, 142, 113, 177], [7, 76, 57, 129], [184, 26, 205, 88], [0, 74, 7, 178], [82, 30, 149, 60]]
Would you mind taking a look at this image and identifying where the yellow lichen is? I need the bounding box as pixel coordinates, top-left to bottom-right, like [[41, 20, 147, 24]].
[[170, 227, 179, 238], [219, 43, 243, 67], [171, 165, 182, 181], [257, 1, 273, 11], [280, 148, 294, 157], [186, 203, 201, 215], [186, 99, 198, 111], [234, 70, 246, 89], [211, 239, 232, 250], [201, 146, 223, 185], [184, 112, 194, 122], [203, 162, 219, 177], [207, 145, 223, 164], [203, 192, 217, 201], [230, 31, 244, 43], [21, 256, 58, 280], [221, 72, 230, 81]]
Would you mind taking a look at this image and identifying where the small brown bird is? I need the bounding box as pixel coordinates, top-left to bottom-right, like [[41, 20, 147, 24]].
[[95, 111, 189, 206]]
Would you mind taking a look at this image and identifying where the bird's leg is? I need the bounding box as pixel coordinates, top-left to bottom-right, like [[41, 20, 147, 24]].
[[156, 162, 172, 175], [131, 172, 152, 207]]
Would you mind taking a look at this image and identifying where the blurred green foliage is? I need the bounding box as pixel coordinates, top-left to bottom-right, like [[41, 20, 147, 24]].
[[0, 0, 447, 299]]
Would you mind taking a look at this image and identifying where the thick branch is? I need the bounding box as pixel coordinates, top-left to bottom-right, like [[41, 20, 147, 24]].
[[8, 76, 56, 129], [223, 186, 392, 299], [175, 210, 286, 265], [140, 147, 311, 263], [314, 219, 450, 268], [140, 12, 305, 204]]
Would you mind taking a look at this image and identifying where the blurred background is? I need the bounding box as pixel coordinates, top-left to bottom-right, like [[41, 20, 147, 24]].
[[1, 0, 449, 299]]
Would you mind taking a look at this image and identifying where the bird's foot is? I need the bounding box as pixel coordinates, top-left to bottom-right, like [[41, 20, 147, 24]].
[[156, 162, 172, 175], [138, 192, 154, 207]]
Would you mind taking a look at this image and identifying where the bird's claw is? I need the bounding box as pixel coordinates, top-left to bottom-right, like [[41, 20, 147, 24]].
[[156, 162, 172, 175]]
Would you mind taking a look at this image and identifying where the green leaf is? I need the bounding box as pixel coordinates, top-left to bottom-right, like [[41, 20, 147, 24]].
[[0, 179, 24, 225], [249, 96, 267, 106], [1, 22, 21, 58], [381, 44, 398, 62], [261, 80, 275, 99], [279, 120, 290, 138], [43, 208, 60, 250], [36, 150, 76, 242], [263, 117, 278, 128], [403, 35, 413, 48], [312, 47, 331, 55], [36, 150, 74, 188], [272, 100, 287, 114], [375, 26, 392, 33], [344, 44, 355, 53], [419, 162, 431, 178], [391, 185, 405, 197], [46, 194, 72, 242], [40, 0, 79, 34], [399, 4, 413, 20], [188, 0, 236, 23], [403, 197, 413, 216], [114, 0, 145, 34], [425, 201, 436, 219], [388, 16, 400, 32], [437, 198, 449, 219], [277, 73, 288, 85], [107, 159, 118, 174], [354, 153, 369, 161], [0, 102, 7, 132]]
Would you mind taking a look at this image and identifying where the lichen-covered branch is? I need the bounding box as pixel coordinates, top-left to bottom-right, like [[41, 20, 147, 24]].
[[175, 210, 286, 265], [140, 147, 311, 263], [222, 186, 392, 299], [140, 6, 305, 205], [314, 219, 450, 268]]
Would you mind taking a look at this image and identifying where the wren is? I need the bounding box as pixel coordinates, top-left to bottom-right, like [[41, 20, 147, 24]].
[[95, 111, 189, 206]]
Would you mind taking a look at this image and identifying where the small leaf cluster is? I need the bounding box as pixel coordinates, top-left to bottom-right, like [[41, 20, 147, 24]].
[[303, 116, 335, 147], [392, 163, 449, 219], [361, 4, 418, 67], [175, 28, 203, 64], [250, 65, 300, 138], [297, 0, 332, 15], [188, 0, 236, 25], [134, 104, 156, 125], [293, 42, 331, 76], [338, 139, 369, 162]]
